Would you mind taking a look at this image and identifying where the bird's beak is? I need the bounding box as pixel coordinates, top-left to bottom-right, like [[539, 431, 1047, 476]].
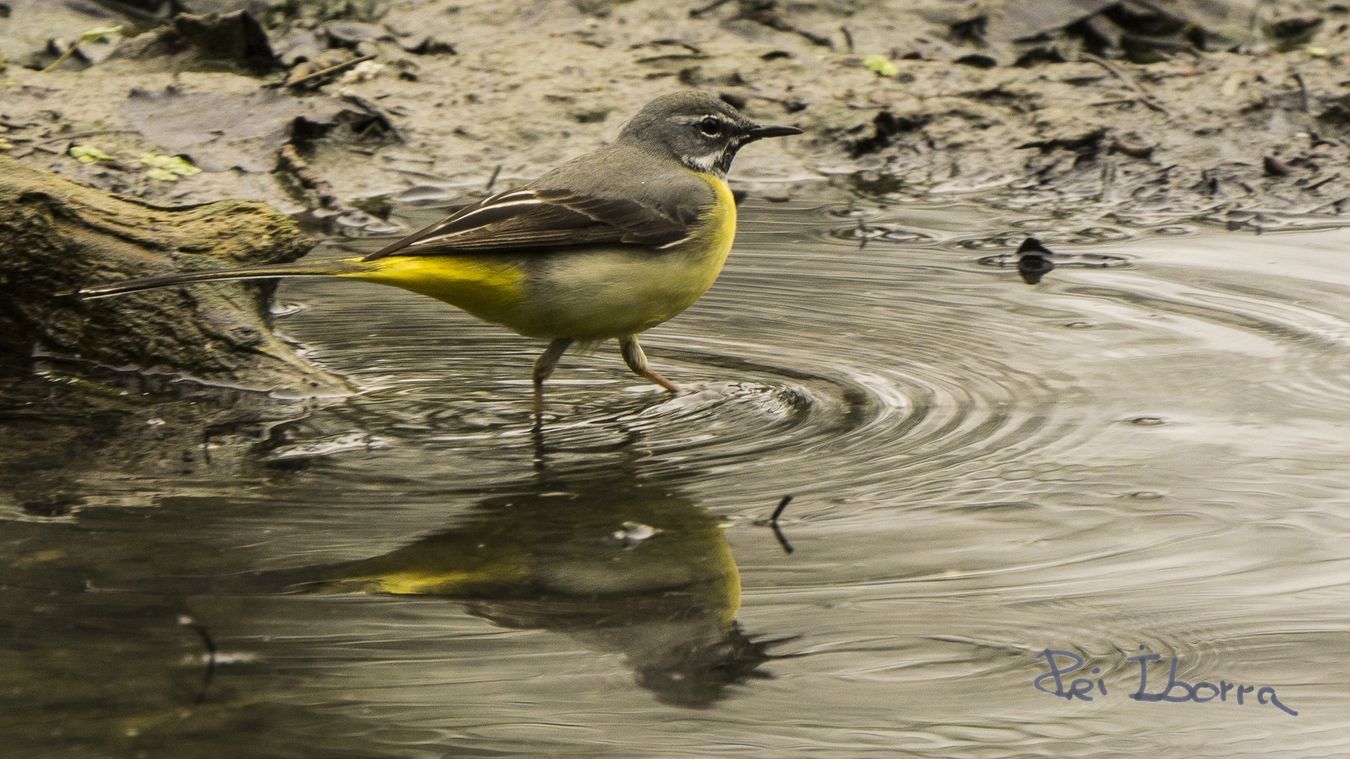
[[744, 124, 803, 142]]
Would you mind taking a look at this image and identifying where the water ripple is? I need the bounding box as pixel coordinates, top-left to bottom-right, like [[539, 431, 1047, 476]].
[[10, 201, 1347, 758]]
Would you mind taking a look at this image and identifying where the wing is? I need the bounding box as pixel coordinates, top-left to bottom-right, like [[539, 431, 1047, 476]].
[[364, 187, 694, 260]]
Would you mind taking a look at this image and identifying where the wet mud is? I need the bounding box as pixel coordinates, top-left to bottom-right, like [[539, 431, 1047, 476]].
[[1, 0, 1346, 229]]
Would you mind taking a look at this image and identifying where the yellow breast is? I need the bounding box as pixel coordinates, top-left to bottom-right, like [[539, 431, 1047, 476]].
[[691, 172, 738, 292]]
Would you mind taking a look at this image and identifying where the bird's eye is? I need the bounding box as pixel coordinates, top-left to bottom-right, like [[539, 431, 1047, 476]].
[[697, 117, 723, 137]]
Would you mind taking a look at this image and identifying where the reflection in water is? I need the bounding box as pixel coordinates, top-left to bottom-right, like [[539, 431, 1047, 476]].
[[245, 453, 787, 708], [5, 201, 1348, 756], [0, 373, 309, 519]]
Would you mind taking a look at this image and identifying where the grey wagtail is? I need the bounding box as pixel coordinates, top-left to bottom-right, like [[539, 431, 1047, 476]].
[[80, 91, 802, 417]]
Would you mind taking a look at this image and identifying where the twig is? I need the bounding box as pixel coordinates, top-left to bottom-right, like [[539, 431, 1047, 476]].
[[1087, 98, 1142, 108], [736, 2, 833, 47], [37, 129, 138, 145], [283, 54, 376, 89], [635, 53, 708, 64], [1292, 72, 1309, 113], [1306, 172, 1339, 191], [41, 25, 122, 73], [1080, 54, 1168, 114], [633, 38, 704, 55], [41, 43, 83, 73], [689, 0, 733, 18], [840, 25, 854, 53], [485, 163, 502, 192], [178, 614, 218, 704], [770, 495, 794, 555]]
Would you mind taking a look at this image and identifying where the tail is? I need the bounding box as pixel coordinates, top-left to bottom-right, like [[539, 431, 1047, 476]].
[[78, 259, 364, 300]]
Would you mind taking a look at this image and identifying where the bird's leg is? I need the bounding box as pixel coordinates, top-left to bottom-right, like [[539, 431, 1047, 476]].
[[619, 335, 679, 394], [533, 337, 573, 423]]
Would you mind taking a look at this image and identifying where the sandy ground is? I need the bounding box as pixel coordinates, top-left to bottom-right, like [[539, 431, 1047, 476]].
[[2, 0, 1347, 233]]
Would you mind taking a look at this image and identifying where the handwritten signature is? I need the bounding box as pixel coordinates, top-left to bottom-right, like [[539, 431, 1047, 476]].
[[1033, 646, 1297, 717]]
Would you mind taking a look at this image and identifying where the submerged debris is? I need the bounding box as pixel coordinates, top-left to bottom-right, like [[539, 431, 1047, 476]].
[[612, 521, 663, 548], [751, 495, 795, 555], [1014, 237, 1057, 284], [177, 614, 218, 704], [978, 236, 1130, 285]]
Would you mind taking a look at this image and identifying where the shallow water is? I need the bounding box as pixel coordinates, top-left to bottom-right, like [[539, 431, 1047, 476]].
[[2, 196, 1348, 756]]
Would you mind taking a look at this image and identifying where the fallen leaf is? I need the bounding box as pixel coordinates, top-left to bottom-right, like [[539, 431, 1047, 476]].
[[70, 145, 116, 163], [863, 54, 899, 77]]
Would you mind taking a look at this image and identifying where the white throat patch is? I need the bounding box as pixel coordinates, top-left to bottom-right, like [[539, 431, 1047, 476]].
[[682, 150, 725, 176]]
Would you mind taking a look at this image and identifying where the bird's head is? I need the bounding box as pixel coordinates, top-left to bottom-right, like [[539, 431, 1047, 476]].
[[618, 91, 802, 177]]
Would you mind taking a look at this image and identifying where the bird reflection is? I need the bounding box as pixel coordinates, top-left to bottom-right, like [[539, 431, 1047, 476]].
[[254, 462, 788, 707]]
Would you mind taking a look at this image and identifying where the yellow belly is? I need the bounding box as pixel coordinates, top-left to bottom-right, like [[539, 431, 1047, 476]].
[[341, 255, 529, 325], [341, 174, 737, 339]]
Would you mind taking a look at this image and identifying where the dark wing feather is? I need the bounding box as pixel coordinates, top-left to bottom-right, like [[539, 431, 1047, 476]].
[[364, 187, 692, 260]]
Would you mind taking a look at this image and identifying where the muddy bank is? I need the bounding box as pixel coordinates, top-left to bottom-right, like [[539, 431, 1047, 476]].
[[0, 157, 349, 392], [1, 0, 1346, 234]]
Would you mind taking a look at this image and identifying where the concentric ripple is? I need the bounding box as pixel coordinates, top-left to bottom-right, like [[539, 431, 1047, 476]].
[[269, 204, 1348, 515], [272, 247, 1076, 502], [6, 196, 1350, 758]]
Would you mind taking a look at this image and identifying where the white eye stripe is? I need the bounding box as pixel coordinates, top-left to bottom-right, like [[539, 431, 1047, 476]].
[[670, 113, 734, 130]]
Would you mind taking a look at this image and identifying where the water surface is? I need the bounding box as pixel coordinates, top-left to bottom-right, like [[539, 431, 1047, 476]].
[[2, 196, 1347, 756]]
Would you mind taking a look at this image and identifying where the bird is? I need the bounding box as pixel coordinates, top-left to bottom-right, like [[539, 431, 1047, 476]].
[[80, 90, 802, 421]]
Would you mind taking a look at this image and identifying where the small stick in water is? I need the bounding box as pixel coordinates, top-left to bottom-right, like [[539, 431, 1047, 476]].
[[771, 494, 794, 554], [179, 614, 218, 704]]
